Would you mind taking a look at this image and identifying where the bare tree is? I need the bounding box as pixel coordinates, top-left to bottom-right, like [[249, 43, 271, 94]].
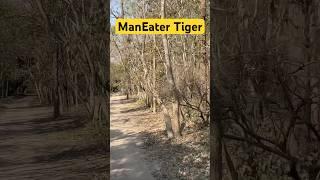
[[161, 0, 181, 138]]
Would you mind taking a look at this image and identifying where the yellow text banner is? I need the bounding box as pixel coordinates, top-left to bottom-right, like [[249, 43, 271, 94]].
[[115, 19, 205, 35]]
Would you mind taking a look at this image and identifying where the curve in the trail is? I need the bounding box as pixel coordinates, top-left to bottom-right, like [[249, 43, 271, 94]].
[[110, 95, 157, 180]]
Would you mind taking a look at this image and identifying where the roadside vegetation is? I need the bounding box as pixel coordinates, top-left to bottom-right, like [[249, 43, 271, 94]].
[[110, 0, 209, 179], [0, 1, 109, 179]]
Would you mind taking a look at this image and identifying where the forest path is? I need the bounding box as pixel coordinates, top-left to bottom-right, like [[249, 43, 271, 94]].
[[0, 96, 107, 179], [110, 95, 157, 180]]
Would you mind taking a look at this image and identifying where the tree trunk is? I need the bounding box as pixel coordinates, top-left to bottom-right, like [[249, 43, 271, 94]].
[[126, 79, 130, 99], [34, 82, 42, 103], [53, 46, 60, 118], [200, 0, 209, 102], [53, 89, 60, 118], [161, 0, 181, 138], [88, 81, 96, 120], [5, 79, 8, 97], [58, 87, 63, 113], [74, 74, 79, 108], [1, 79, 4, 98], [152, 35, 157, 113]]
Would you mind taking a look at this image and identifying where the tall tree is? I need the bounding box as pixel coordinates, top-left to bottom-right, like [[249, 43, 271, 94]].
[[161, 0, 181, 138]]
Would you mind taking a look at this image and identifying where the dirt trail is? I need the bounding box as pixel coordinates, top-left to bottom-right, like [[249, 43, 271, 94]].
[[0, 96, 107, 180], [110, 95, 158, 180]]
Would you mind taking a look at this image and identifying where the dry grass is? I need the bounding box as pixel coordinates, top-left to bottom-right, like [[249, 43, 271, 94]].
[[124, 98, 210, 180]]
